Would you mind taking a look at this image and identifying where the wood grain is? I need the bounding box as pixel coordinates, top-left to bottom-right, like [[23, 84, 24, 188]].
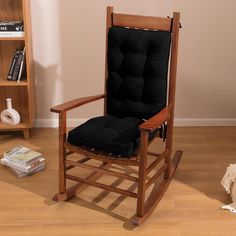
[[66, 174, 138, 198], [146, 150, 169, 174], [65, 159, 138, 182], [50, 8, 182, 225], [137, 131, 148, 216], [0, 0, 23, 21], [165, 12, 181, 178], [0, 127, 234, 235], [0, 0, 35, 137], [50, 94, 105, 113], [104, 6, 113, 115], [59, 112, 66, 193], [0, 77, 28, 86], [22, 0, 36, 126], [0, 36, 25, 41], [139, 107, 170, 132], [54, 162, 111, 202], [113, 13, 172, 31], [0, 87, 29, 127]]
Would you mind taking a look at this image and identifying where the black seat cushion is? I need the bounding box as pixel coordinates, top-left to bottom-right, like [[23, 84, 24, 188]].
[[107, 26, 171, 120], [67, 116, 142, 157]]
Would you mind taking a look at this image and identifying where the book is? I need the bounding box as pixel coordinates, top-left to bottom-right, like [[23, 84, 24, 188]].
[[11, 50, 24, 81], [17, 47, 26, 82], [0, 21, 24, 32], [7, 50, 21, 80], [4, 162, 45, 178], [0, 31, 24, 37], [3, 146, 43, 166], [1, 157, 45, 173]]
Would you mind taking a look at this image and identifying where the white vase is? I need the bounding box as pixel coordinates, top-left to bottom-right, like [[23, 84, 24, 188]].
[[0, 98, 20, 125]]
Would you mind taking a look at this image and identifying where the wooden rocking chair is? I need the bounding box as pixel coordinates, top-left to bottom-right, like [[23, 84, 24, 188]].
[[51, 6, 182, 225]]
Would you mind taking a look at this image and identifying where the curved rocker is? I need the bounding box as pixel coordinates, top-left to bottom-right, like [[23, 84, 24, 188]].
[[51, 7, 182, 226], [132, 150, 182, 225]]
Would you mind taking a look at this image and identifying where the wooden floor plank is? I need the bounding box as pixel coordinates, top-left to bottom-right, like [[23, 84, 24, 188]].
[[0, 127, 236, 235]]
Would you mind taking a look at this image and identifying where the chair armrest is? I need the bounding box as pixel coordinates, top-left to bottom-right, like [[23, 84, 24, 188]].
[[139, 107, 170, 132], [50, 94, 105, 113]]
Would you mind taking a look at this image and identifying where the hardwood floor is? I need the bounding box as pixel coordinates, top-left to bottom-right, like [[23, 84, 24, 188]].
[[0, 127, 236, 235]]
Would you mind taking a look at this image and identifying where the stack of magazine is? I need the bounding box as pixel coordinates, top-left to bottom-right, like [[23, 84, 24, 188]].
[[0, 21, 24, 37], [1, 146, 45, 178]]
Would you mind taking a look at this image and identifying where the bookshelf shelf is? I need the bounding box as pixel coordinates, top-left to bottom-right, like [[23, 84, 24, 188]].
[[0, 121, 29, 129], [0, 36, 25, 41], [0, 0, 35, 139], [0, 76, 28, 86]]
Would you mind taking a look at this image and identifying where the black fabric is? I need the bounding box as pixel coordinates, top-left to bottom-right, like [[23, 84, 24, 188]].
[[107, 26, 171, 119], [68, 27, 171, 157], [67, 116, 142, 157]]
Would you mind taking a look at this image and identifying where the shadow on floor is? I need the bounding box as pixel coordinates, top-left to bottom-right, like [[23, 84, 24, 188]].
[[1, 127, 235, 229]]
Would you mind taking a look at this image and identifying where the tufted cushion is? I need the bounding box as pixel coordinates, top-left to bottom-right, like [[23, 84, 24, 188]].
[[107, 26, 171, 119], [67, 116, 142, 157], [68, 27, 170, 157]]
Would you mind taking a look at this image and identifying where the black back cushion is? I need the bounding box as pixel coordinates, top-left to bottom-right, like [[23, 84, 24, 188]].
[[107, 26, 171, 120]]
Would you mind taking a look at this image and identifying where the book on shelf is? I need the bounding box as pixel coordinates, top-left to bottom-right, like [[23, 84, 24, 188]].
[[7, 49, 21, 80], [11, 48, 25, 81], [0, 21, 24, 37], [0, 31, 24, 37], [0, 21, 24, 31], [1, 146, 46, 178], [7, 48, 26, 81], [17, 47, 26, 83]]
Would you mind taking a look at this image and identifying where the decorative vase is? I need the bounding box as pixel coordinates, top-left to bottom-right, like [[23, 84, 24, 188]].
[[0, 98, 20, 125]]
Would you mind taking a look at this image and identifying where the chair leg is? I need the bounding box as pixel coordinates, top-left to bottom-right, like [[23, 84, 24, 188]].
[[53, 112, 67, 201], [53, 162, 110, 202], [165, 118, 174, 179], [59, 112, 66, 194], [132, 150, 182, 225], [136, 131, 148, 217]]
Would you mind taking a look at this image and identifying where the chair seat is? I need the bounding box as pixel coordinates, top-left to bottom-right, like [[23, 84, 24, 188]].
[[67, 116, 143, 157]]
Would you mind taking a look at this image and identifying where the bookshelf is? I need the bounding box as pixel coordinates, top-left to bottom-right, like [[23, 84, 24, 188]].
[[0, 0, 35, 139]]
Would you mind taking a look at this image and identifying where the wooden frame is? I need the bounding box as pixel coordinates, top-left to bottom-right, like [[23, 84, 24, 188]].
[[51, 6, 182, 226], [0, 0, 35, 139]]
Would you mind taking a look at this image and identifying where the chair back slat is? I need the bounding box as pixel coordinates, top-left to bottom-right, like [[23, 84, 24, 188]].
[[113, 13, 172, 32]]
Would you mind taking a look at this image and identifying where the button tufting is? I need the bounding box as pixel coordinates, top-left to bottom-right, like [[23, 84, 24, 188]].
[[107, 26, 171, 120]]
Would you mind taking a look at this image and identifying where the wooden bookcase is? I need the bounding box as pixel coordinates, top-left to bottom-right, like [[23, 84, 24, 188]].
[[0, 0, 35, 139]]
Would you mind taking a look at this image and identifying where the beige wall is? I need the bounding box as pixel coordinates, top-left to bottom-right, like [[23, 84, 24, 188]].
[[30, 0, 236, 126]]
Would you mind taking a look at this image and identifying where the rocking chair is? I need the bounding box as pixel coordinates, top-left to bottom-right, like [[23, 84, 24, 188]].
[[51, 6, 182, 225]]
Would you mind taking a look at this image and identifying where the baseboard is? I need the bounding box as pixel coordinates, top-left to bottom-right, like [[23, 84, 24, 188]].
[[34, 119, 88, 128], [34, 118, 236, 128], [174, 118, 236, 126]]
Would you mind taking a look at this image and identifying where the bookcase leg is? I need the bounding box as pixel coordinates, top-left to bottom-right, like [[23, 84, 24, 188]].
[[23, 128, 30, 139]]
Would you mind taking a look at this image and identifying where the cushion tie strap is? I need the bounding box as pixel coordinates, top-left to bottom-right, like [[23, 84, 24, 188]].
[[159, 123, 167, 142]]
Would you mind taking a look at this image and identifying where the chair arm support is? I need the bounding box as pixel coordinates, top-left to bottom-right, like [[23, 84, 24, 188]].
[[50, 94, 106, 113], [139, 107, 170, 132]]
